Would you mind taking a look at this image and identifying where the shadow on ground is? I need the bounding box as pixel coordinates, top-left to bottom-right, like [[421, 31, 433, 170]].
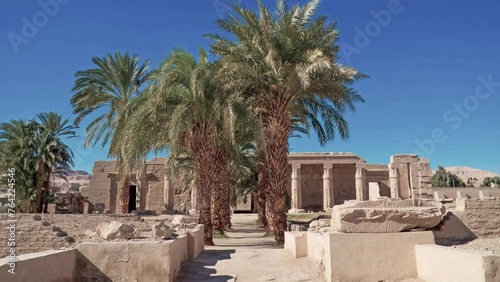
[[176, 249, 236, 282]]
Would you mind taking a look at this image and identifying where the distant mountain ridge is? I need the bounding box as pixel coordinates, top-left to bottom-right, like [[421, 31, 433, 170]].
[[52, 169, 92, 192], [434, 166, 499, 187]]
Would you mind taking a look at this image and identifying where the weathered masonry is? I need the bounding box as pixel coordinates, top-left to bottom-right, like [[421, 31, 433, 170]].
[[81, 153, 433, 214]]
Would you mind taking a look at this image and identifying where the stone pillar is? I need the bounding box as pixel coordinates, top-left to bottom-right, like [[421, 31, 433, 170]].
[[136, 171, 148, 211], [323, 164, 334, 211], [418, 158, 433, 199], [189, 180, 198, 214], [289, 163, 304, 213], [163, 174, 174, 211], [355, 164, 366, 201], [389, 163, 400, 199]]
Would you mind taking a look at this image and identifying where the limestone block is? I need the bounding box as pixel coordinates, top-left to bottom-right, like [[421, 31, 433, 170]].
[[331, 199, 445, 233], [152, 221, 173, 239], [284, 232, 308, 258], [95, 221, 140, 240], [187, 224, 204, 260], [171, 215, 186, 226], [416, 245, 500, 282]]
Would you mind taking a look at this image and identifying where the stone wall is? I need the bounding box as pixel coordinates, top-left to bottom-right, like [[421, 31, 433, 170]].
[[365, 169, 390, 198], [415, 245, 500, 282], [81, 161, 116, 213], [390, 155, 432, 199], [455, 198, 500, 237], [432, 188, 500, 200], [76, 240, 188, 282], [300, 164, 323, 211], [0, 214, 75, 257], [0, 214, 152, 257], [0, 249, 76, 282], [0, 230, 204, 282], [332, 164, 356, 205], [147, 181, 165, 212], [284, 231, 435, 282]]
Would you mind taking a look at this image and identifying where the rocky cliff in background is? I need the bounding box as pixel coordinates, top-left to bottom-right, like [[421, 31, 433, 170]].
[[52, 170, 92, 192], [439, 166, 499, 187]]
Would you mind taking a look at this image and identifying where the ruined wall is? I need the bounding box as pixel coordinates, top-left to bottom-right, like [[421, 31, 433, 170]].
[[365, 168, 390, 198], [147, 181, 165, 212], [81, 161, 117, 213], [391, 155, 419, 198], [455, 198, 500, 238], [333, 164, 356, 205], [390, 155, 432, 199], [432, 188, 500, 199], [300, 164, 323, 211], [0, 214, 75, 257]]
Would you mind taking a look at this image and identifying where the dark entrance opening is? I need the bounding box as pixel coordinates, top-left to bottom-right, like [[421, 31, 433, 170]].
[[128, 185, 137, 213]]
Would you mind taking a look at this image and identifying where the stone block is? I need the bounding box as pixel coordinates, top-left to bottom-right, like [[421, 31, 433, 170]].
[[416, 245, 500, 282], [0, 249, 76, 282], [284, 232, 308, 258], [76, 241, 184, 282], [331, 199, 445, 233], [328, 232, 435, 282], [171, 215, 185, 226], [94, 221, 140, 240], [187, 224, 204, 260], [152, 221, 173, 239]]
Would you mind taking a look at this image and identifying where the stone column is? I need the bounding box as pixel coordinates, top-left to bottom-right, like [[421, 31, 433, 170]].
[[417, 158, 433, 199], [355, 164, 366, 201], [323, 164, 334, 211], [289, 163, 304, 213], [163, 174, 174, 211], [189, 180, 198, 214], [136, 171, 148, 211], [389, 163, 400, 199]]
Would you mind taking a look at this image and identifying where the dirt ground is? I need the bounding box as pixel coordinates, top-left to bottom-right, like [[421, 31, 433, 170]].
[[178, 214, 323, 282], [456, 237, 500, 254], [177, 214, 426, 282]]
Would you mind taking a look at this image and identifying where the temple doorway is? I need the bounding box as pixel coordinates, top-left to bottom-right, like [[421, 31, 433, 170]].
[[128, 185, 137, 212]]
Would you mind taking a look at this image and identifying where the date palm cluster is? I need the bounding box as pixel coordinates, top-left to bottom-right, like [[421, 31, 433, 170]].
[[0, 113, 77, 213], [2, 0, 366, 244]]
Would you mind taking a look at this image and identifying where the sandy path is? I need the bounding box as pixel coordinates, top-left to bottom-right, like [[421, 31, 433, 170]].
[[177, 214, 323, 282]]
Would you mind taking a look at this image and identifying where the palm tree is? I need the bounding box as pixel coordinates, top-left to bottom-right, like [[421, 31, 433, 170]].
[[209, 0, 366, 242], [127, 49, 251, 244], [33, 112, 77, 212], [70, 52, 151, 213], [0, 113, 76, 213], [0, 119, 38, 212]]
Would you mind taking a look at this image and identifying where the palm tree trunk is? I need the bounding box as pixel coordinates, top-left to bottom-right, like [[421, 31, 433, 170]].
[[191, 126, 217, 245], [119, 177, 130, 213], [43, 172, 51, 213], [35, 165, 46, 213], [257, 159, 268, 228], [263, 94, 292, 243], [211, 149, 231, 234]]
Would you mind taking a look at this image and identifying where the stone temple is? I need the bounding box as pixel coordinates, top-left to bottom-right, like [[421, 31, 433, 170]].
[[81, 153, 433, 214]]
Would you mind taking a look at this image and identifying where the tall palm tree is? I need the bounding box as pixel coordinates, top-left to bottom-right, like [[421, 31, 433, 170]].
[[209, 0, 365, 242], [33, 112, 77, 212], [70, 52, 151, 213], [128, 49, 251, 245]]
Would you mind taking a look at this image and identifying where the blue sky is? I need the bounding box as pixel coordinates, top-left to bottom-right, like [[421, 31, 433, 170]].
[[0, 0, 499, 173]]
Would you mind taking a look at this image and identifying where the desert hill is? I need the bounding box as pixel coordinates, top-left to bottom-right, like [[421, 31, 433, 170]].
[[436, 166, 499, 187]]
